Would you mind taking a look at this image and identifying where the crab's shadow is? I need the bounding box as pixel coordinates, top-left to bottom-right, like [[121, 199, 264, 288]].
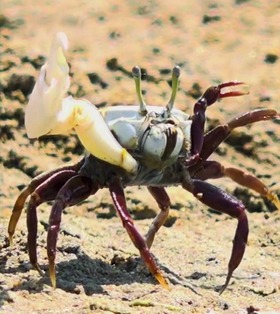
[[3, 249, 160, 296], [55, 251, 154, 295]]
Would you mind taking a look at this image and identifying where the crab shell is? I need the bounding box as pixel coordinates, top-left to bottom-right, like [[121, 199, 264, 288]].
[[103, 106, 191, 163]]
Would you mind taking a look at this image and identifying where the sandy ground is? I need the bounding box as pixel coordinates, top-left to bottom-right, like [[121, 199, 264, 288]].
[[0, 1, 280, 313]]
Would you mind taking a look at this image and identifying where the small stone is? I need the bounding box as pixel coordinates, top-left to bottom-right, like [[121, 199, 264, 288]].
[[74, 285, 85, 294], [202, 15, 221, 24], [163, 210, 178, 227], [5, 74, 35, 97], [264, 53, 278, 64]]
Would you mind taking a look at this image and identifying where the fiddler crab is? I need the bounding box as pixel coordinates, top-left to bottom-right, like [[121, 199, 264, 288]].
[[8, 32, 279, 294]]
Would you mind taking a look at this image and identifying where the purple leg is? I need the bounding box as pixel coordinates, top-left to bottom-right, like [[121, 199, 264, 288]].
[[26, 170, 77, 275], [47, 175, 98, 288], [192, 160, 279, 210], [188, 82, 247, 166], [109, 178, 169, 289], [146, 186, 171, 248], [199, 109, 278, 161], [191, 160, 223, 180], [8, 158, 85, 244], [183, 179, 249, 293]]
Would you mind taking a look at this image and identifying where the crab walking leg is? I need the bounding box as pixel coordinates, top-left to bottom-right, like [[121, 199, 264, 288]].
[[8, 159, 85, 245], [109, 178, 169, 289], [199, 108, 278, 162], [26, 170, 78, 275], [146, 186, 171, 248], [192, 160, 280, 210], [47, 175, 98, 288], [8, 186, 32, 245], [188, 82, 248, 165], [183, 179, 249, 294]]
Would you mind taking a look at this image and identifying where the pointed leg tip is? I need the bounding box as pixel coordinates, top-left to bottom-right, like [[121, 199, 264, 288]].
[[273, 200, 280, 211], [49, 264, 57, 289], [267, 192, 280, 210], [219, 285, 226, 295], [219, 269, 233, 294], [8, 235, 13, 246], [51, 278, 57, 289], [219, 279, 230, 295], [154, 272, 171, 290], [50, 273, 57, 289]]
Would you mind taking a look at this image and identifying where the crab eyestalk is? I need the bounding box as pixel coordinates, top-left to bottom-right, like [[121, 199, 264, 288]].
[[166, 65, 180, 113], [132, 66, 147, 116]]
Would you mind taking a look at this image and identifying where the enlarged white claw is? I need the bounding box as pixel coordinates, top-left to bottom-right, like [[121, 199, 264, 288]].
[[25, 32, 138, 174], [25, 32, 70, 138]]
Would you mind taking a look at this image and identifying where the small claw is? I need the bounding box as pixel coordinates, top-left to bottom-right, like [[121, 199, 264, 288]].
[[218, 81, 249, 98], [201, 81, 248, 107], [218, 81, 245, 88]]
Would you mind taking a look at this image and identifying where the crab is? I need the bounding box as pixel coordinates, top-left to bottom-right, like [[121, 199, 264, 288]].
[[8, 32, 279, 294]]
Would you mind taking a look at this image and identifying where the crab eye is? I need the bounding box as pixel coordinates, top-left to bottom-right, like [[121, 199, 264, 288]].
[[165, 65, 180, 113], [132, 66, 147, 115]]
